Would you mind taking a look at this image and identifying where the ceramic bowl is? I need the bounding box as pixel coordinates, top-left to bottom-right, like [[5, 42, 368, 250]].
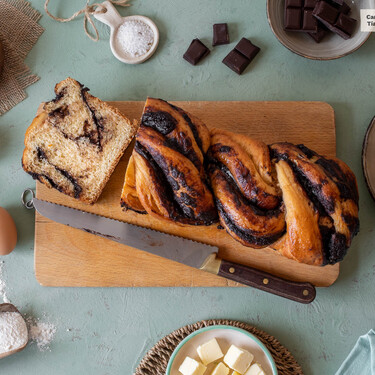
[[166, 325, 278, 375], [267, 0, 374, 60], [362, 117, 375, 201]]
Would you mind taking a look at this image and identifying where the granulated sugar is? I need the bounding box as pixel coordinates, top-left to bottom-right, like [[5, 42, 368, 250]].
[[116, 19, 154, 57], [0, 312, 28, 354], [0, 261, 9, 303], [27, 317, 57, 352]]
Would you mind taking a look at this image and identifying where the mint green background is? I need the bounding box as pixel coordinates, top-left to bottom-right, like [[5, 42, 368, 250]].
[[0, 1, 374, 374]]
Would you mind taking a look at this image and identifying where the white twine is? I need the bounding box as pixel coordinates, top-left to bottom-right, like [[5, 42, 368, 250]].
[[44, 0, 131, 41]]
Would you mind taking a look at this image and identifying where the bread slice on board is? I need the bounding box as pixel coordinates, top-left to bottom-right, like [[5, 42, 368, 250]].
[[22, 77, 139, 204]]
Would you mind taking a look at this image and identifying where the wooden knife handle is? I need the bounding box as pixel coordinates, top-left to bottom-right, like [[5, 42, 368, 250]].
[[218, 259, 316, 304]]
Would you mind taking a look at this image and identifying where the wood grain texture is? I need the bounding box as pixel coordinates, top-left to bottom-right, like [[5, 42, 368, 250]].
[[34, 101, 339, 287]]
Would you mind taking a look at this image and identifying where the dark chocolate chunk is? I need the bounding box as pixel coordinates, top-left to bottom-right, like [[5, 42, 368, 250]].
[[338, 2, 351, 15], [284, 0, 319, 32], [286, 0, 303, 7], [313, 0, 356, 39], [334, 13, 357, 38], [285, 7, 302, 30], [222, 50, 250, 75], [213, 23, 230, 46], [183, 39, 210, 65], [302, 10, 318, 32], [308, 25, 328, 42], [304, 0, 318, 8], [234, 38, 260, 61], [313, 1, 339, 24]]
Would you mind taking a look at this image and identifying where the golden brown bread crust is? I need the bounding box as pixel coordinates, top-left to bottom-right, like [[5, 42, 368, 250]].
[[270, 143, 359, 265], [121, 98, 217, 225], [207, 128, 286, 248]]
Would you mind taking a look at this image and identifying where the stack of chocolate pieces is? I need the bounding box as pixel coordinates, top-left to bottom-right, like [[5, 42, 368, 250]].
[[222, 38, 260, 75], [284, 0, 357, 43]]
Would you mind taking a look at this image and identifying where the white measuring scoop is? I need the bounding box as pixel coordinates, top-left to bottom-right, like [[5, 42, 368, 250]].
[[94, 1, 159, 64]]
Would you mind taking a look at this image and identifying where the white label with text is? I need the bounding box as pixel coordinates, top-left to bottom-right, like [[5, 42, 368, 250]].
[[361, 9, 375, 32]]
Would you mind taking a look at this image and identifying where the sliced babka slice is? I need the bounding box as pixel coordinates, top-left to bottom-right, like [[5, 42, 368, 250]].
[[22, 77, 138, 204]]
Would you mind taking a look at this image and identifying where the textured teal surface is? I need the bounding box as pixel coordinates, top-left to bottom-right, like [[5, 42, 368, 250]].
[[0, 1, 375, 374]]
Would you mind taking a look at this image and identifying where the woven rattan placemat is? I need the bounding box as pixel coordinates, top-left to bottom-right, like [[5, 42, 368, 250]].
[[135, 319, 303, 375]]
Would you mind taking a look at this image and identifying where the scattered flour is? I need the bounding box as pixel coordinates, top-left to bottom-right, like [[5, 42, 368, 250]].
[[116, 19, 154, 57], [0, 261, 10, 303], [0, 312, 28, 354], [27, 317, 57, 352]]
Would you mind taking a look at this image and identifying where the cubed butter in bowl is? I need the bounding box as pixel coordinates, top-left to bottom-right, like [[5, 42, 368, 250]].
[[211, 362, 230, 375], [166, 325, 277, 375], [245, 363, 266, 375], [224, 345, 254, 373], [197, 338, 224, 365], [179, 357, 206, 375]]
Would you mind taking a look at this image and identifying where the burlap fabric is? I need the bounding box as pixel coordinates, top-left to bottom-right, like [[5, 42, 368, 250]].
[[135, 319, 303, 375], [0, 0, 44, 115]]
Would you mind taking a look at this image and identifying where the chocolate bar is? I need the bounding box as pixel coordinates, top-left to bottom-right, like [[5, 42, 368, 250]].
[[222, 38, 260, 75], [284, 0, 319, 33], [313, 1, 356, 40], [183, 39, 210, 65], [213, 23, 229, 46]]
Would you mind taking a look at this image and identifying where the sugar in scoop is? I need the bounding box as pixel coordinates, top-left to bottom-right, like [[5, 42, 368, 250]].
[[115, 19, 154, 58]]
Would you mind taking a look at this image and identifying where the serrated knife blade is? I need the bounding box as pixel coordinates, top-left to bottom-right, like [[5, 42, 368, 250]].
[[31, 197, 316, 304], [33, 198, 217, 270]]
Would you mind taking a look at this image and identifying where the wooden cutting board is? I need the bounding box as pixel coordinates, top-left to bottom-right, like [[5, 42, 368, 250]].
[[34, 101, 339, 287]]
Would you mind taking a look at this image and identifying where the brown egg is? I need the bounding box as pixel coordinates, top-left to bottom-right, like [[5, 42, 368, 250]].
[[0, 207, 17, 255]]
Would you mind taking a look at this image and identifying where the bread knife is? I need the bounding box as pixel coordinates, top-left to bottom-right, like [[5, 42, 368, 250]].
[[27, 196, 316, 303]]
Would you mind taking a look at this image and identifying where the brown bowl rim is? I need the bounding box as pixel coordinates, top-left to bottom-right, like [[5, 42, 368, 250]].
[[362, 116, 375, 202]]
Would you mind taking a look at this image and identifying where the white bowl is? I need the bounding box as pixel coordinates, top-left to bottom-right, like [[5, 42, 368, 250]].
[[267, 0, 374, 60], [166, 325, 278, 375]]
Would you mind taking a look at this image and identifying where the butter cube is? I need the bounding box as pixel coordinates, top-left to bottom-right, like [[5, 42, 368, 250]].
[[197, 338, 224, 365], [179, 357, 207, 375], [224, 345, 254, 374], [232, 372, 242, 375], [244, 363, 265, 375], [211, 362, 230, 375]]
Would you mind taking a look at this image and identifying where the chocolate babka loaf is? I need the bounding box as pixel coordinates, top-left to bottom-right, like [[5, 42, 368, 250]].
[[208, 130, 359, 266], [22, 78, 138, 204], [121, 99, 359, 266], [120, 98, 218, 225]]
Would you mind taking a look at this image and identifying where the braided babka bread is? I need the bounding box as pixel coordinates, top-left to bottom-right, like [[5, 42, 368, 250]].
[[121, 99, 359, 266], [208, 130, 359, 266], [120, 98, 218, 225], [22, 78, 138, 204]]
